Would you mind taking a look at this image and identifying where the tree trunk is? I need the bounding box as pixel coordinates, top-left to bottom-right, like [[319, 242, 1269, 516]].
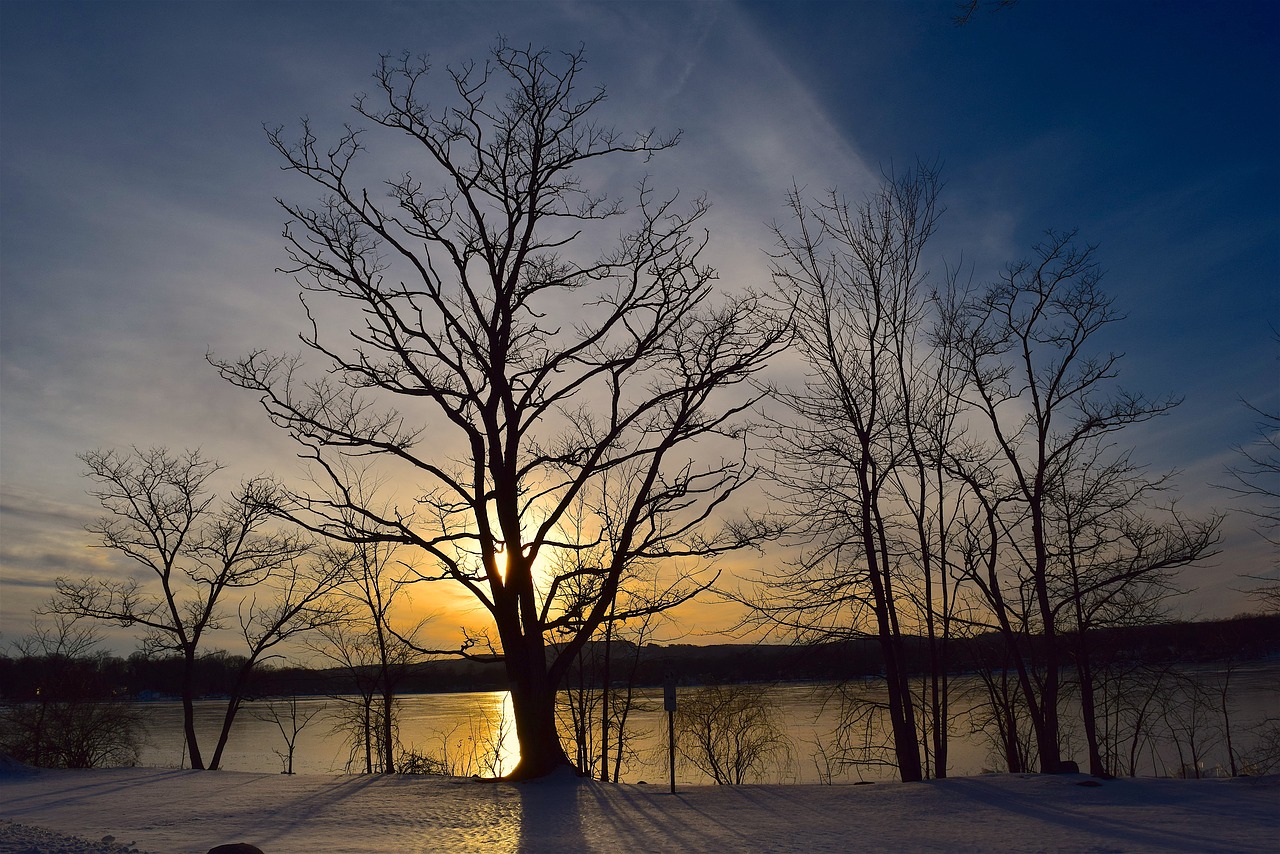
[[1030, 494, 1065, 773], [504, 636, 572, 780], [859, 458, 923, 783], [882, 633, 924, 782], [363, 695, 373, 774], [209, 658, 259, 770], [381, 688, 395, 773], [207, 696, 242, 771], [600, 616, 613, 782], [1076, 642, 1106, 777], [867, 562, 922, 781], [1001, 690, 1023, 772], [1035, 672, 1063, 772], [181, 651, 205, 770]]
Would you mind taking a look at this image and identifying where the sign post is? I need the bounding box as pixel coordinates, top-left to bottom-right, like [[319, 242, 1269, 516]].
[[664, 674, 677, 794]]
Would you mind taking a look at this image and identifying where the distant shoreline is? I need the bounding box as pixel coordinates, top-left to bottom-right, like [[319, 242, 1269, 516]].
[[5, 613, 1277, 702]]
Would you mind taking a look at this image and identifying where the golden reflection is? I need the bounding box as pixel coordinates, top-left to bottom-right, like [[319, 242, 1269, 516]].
[[483, 689, 520, 778]]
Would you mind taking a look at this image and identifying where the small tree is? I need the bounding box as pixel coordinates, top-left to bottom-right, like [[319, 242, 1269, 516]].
[[254, 695, 325, 774], [1048, 447, 1219, 776], [310, 541, 424, 774], [674, 684, 792, 784]]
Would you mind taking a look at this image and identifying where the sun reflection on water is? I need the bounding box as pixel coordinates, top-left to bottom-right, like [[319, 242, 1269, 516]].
[[485, 690, 520, 778]]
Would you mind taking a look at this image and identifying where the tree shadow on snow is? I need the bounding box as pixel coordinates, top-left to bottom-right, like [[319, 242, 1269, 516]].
[[941, 776, 1259, 853], [513, 776, 591, 851]]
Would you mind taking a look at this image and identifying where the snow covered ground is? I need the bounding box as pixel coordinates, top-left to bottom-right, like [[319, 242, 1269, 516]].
[[1, 764, 1277, 853]]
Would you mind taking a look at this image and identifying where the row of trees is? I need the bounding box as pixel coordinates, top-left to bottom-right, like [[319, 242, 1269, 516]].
[[39, 40, 1267, 781], [741, 166, 1224, 780]]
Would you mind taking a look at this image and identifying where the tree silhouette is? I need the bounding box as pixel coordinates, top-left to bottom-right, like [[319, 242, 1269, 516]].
[[216, 41, 786, 779]]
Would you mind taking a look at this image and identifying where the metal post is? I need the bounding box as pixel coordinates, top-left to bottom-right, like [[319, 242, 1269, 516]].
[[664, 673, 677, 794], [668, 709, 676, 793]]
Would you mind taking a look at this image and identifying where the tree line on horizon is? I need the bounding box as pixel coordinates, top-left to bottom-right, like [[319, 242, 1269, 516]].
[[4, 612, 1278, 703], [10, 39, 1276, 783]]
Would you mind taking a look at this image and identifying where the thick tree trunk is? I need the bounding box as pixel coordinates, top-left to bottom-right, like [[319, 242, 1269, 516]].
[[1035, 669, 1064, 772], [881, 632, 924, 782], [503, 634, 573, 780], [207, 696, 242, 771], [506, 675, 571, 779], [209, 658, 259, 770], [380, 688, 396, 773]]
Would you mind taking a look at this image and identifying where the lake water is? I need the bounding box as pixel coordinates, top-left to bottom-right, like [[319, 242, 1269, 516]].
[[134, 663, 1279, 783]]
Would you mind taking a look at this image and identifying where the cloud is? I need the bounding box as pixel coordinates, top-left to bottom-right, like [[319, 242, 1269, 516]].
[[2, 0, 1274, 650]]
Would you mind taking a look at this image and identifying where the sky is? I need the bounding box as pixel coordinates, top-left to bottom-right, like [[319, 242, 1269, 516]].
[[1, 0, 1277, 654]]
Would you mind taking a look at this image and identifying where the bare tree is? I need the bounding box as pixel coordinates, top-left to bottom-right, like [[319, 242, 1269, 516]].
[[749, 166, 958, 781], [953, 0, 1019, 26], [204, 546, 347, 770], [1220, 360, 1280, 607], [310, 540, 426, 774], [939, 231, 1207, 772], [1223, 400, 1280, 548], [555, 591, 663, 782], [1048, 445, 1220, 776], [48, 447, 338, 770], [674, 684, 792, 784], [214, 41, 786, 778], [254, 695, 325, 774]]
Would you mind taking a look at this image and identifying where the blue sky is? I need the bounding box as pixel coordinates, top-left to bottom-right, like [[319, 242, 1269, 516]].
[[1, 0, 1276, 649]]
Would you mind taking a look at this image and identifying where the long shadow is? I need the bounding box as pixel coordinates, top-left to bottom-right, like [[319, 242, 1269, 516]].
[[0, 768, 194, 813], [940, 776, 1268, 853], [247, 774, 388, 848], [580, 783, 762, 852], [514, 777, 590, 852]]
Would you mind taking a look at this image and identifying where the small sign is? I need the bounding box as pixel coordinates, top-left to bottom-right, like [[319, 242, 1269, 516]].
[[663, 676, 677, 711]]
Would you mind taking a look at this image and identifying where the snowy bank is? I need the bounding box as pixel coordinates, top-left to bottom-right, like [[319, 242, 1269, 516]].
[[1, 765, 1276, 853]]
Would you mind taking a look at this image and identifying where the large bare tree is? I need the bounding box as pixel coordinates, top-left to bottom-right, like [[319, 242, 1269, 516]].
[[215, 42, 786, 779]]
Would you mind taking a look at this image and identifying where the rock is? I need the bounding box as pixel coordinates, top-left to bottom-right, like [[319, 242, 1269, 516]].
[[208, 845, 265, 854]]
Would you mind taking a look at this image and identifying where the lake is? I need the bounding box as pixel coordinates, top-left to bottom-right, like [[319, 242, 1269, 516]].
[[134, 663, 1279, 783]]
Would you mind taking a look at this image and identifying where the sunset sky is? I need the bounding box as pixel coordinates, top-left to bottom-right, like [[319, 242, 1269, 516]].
[[1, 0, 1277, 654]]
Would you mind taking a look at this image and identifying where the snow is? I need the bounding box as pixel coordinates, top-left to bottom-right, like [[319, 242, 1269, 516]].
[[1, 764, 1277, 853]]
